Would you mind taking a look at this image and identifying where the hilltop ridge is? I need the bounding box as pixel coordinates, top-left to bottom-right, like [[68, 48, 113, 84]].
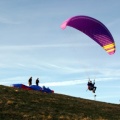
[[0, 85, 120, 120]]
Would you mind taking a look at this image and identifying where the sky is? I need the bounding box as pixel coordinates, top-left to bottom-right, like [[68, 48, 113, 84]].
[[0, 0, 120, 104]]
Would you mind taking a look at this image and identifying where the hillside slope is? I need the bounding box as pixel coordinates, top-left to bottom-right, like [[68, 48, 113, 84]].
[[0, 85, 120, 120]]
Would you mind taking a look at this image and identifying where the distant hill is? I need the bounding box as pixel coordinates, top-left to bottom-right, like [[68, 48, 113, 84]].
[[0, 85, 120, 120]]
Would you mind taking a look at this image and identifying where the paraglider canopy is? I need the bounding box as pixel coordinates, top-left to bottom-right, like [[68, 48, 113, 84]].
[[61, 15, 116, 55]]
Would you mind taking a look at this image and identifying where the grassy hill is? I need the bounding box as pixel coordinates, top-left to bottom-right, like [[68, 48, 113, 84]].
[[0, 85, 120, 120]]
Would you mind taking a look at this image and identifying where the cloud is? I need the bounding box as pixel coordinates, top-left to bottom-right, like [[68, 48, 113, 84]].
[[40, 79, 87, 87], [36, 77, 120, 87], [0, 43, 95, 50], [0, 16, 21, 24], [0, 76, 28, 85]]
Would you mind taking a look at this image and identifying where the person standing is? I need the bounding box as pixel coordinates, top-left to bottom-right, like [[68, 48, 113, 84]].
[[28, 77, 32, 86], [36, 78, 39, 86]]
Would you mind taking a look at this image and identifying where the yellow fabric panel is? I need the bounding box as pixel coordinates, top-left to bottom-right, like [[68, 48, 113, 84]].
[[103, 43, 115, 50]]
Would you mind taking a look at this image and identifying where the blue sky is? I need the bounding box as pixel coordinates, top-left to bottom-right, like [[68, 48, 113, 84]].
[[0, 0, 120, 104]]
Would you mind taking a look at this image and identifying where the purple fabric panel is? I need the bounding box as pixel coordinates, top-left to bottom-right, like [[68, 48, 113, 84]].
[[66, 16, 114, 47]]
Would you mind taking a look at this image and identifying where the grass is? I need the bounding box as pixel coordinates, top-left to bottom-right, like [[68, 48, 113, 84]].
[[0, 85, 120, 120]]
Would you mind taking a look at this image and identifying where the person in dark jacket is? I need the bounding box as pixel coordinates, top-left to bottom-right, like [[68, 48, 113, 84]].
[[87, 79, 97, 93], [28, 77, 32, 86], [36, 78, 39, 86]]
